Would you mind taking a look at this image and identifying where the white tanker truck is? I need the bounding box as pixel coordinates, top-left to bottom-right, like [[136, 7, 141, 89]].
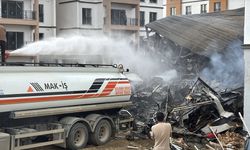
[[0, 62, 133, 150], [0, 26, 135, 150]]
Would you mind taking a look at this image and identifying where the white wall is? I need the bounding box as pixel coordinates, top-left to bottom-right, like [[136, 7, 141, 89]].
[[39, 28, 56, 39], [244, 0, 250, 130], [5, 25, 33, 47], [182, 0, 209, 15], [163, 0, 166, 17], [140, 0, 163, 37], [39, 0, 56, 39], [56, 0, 104, 36], [228, 0, 245, 10], [79, 2, 103, 29], [39, 0, 56, 26], [57, 29, 103, 37], [56, 2, 78, 33]]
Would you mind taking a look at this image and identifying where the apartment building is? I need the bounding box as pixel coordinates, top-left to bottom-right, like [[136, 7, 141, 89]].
[[56, 0, 140, 44], [0, 0, 56, 51], [166, 0, 245, 16], [0, 0, 39, 50], [140, 0, 164, 37]]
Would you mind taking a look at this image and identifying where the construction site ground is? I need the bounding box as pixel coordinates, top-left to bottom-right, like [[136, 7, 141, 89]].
[[33, 138, 154, 150]]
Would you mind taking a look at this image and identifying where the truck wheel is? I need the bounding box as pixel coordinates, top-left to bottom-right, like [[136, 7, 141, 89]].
[[67, 123, 89, 150], [90, 119, 112, 145]]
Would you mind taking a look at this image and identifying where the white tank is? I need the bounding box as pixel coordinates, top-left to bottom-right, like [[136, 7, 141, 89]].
[[0, 65, 131, 113]]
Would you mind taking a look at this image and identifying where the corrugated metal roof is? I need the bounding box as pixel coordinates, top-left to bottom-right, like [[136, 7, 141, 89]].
[[145, 8, 244, 56]]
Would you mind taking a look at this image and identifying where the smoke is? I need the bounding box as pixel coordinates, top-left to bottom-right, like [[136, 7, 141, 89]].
[[200, 39, 244, 89], [11, 35, 175, 80], [154, 69, 178, 84]]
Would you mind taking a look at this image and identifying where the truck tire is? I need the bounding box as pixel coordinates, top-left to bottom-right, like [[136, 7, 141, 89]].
[[90, 119, 112, 145], [67, 123, 89, 150]]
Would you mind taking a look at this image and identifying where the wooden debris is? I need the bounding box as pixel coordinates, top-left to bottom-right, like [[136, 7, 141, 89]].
[[209, 127, 225, 150], [206, 144, 216, 150], [218, 131, 245, 149], [127, 145, 139, 149]]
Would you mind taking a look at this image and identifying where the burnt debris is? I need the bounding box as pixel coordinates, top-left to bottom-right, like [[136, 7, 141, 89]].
[[128, 77, 245, 149]]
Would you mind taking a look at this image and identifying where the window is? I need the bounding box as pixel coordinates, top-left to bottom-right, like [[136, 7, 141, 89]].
[[111, 9, 127, 25], [82, 8, 92, 25], [185, 6, 191, 15], [150, 0, 157, 3], [39, 33, 44, 40], [170, 7, 176, 16], [140, 11, 145, 27], [201, 4, 207, 13], [1, 1, 23, 19], [149, 12, 157, 22], [6, 32, 24, 50], [140, 0, 145, 2], [39, 4, 44, 22], [214, 2, 221, 12]]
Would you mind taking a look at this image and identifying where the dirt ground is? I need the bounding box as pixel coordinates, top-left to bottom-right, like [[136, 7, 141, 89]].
[[33, 138, 154, 150]]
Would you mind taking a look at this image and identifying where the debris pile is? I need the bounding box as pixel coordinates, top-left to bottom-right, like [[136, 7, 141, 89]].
[[128, 77, 246, 149], [218, 131, 245, 149]]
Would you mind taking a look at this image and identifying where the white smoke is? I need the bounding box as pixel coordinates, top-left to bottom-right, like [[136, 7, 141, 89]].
[[11, 35, 176, 80], [200, 39, 244, 89], [154, 69, 178, 83]]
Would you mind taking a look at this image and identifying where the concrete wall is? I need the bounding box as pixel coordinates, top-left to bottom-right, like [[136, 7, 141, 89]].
[[79, 2, 103, 29], [163, 0, 166, 17], [228, 0, 244, 9], [5, 25, 33, 47], [39, 28, 56, 39], [182, 0, 209, 15], [56, 1, 78, 36], [39, 0, 56, 39], [244, 0, 250, 129], [57, 0, 105, 36]]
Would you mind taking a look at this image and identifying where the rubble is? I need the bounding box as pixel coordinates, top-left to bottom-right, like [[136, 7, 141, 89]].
[[128, 76, 246, 150], [126, 7, 246, 150]]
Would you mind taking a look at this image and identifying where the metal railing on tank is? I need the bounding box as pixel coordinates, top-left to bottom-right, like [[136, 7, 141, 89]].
[[0, 61, 117, 68]]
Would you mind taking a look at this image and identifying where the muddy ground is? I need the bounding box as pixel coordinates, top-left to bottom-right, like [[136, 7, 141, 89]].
[[33, 138, 154, 150]]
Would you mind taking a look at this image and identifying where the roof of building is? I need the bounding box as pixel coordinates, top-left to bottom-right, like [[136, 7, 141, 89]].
[[145, 8, 244, 56]]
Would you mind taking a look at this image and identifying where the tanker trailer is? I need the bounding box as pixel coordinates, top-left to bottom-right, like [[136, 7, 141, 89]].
[[0, 63, 133, 150]]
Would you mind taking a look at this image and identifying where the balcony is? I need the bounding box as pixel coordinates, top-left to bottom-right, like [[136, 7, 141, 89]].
[[111, 17, 138, 26], [0, 9, 38, 26], [1, 9, 36, 20]]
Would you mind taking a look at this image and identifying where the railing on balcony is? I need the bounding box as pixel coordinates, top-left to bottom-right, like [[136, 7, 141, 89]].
[[1, 9, 36, 20], [111, 17, 138, 26]]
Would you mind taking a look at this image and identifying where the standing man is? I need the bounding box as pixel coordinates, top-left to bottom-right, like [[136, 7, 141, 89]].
[[151, 112, 172, 150]]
